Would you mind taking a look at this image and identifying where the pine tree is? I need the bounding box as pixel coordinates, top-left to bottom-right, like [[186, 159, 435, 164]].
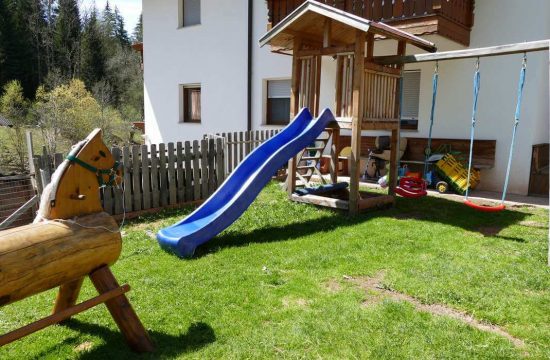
[[114, 6, 130, 46], [54, 0, 81, 79], [133, 14, 142, 43], [81, 6, 106, 88]]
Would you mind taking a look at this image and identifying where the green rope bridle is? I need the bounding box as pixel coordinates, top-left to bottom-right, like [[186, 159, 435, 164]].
[[66, 154, 120, 187]]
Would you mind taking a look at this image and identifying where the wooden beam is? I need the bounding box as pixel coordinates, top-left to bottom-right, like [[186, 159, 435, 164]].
[[330, 128, 340, 184], [335, 56, 344, 117], [366, 33, 374, 60], [0, 284, 130, 347], [548, 40, 550, 267], [375, 39, 550, 65], [287, 37, 303, 196], [388, 40, 406, 197], [296, 45, 355, 57], [290, 193, 349, 210], [349, 30, 366, 215], [358, 194, 395, 210], [89, 266, 154, 352], [323, 18, 331, 48], [313, 55, 322, 116]]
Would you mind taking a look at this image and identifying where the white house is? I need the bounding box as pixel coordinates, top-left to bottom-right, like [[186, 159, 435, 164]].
[[142, 0, 549, 196]]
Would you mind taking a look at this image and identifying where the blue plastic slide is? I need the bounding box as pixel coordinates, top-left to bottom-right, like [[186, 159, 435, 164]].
[[157, 107, 336, 257]]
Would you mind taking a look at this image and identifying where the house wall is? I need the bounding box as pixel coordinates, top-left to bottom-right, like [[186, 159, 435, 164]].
[[144, 0, 549, 195], [250, 0, 549, 195], [143, 0, 249, 144]]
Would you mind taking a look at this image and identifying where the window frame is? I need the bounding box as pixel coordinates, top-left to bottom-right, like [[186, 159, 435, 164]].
[[400, 70, 421, 131], [265, 78, 291, 126], [178, 0, 201, 28], [180, 84, 201, 124]]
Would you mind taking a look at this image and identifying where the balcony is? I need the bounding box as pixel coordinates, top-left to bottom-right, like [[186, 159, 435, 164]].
[[267, 0, 475, 46]]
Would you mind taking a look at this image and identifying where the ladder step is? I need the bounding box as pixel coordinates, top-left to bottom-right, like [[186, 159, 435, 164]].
[[305, 146, 325, 151], [301, 156, 320, 161], [297, 165, 316, 170]]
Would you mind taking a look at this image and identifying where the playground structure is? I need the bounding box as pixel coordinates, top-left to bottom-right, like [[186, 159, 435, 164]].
[[158, 1, 549, 260], [259, 1, 438, 214], [0, 129, 153, 352]]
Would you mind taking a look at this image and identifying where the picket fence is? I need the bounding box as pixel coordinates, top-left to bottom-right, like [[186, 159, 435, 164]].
[[30, 130, 280, 218], [205, 129, 280, 173]]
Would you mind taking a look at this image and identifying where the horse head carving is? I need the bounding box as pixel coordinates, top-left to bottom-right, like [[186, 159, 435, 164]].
[[35, 129, 122, 221]]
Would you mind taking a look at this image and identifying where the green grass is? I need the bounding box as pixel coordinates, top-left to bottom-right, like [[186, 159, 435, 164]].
[[1, 182, 549, 359]]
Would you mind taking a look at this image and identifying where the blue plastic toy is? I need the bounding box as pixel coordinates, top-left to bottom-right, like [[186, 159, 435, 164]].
[[157, 107, 336, 257]]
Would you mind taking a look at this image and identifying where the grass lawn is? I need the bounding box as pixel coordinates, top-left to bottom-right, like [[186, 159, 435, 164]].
[[1, 182, 548, 359]]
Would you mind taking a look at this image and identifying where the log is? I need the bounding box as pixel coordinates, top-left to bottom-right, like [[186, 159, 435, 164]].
[[0, 212, 121, 306]]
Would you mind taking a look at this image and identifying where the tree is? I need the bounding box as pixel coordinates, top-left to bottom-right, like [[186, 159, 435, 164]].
[[34, 79, 132, 153], [54, 0, 81, 79], [132, 14, 142, 43], [0, 80, 30, 172], [81, 6, 106, 88], [114, 6, 130, 46]]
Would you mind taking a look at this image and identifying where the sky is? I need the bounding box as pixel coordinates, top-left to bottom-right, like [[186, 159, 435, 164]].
[[80, 0, 142, 34]]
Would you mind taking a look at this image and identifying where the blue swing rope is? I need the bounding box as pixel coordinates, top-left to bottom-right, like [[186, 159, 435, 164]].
[[501, 54, 527, 203], [423, 61, 439, 178], [465, 55, 527, 203], [464, 58, 481, 200]]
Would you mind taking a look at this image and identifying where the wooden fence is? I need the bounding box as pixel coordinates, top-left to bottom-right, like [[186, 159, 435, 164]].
[[33, 138, 226, 217], [205, 129, 280, 174]]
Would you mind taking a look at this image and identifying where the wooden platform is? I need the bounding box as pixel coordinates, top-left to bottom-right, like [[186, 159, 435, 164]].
[[291, 189, 394, 212]]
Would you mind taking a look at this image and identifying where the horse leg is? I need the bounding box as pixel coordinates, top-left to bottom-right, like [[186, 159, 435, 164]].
[[52, 277, 84, 315]]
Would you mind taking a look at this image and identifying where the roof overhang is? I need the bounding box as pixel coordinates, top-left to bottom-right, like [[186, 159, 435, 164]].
[[259, 0, 437, 53]]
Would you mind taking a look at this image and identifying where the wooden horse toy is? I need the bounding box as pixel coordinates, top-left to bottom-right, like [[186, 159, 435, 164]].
[[0, 129, 154, 352]]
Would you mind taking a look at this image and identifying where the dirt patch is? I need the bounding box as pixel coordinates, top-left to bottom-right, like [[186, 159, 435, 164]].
[[74, 341, 93, 352], [393, 212, 426, 221], [343, 273, 526, 350], [282, 297, 310, 308], [325, 279, 342, 293], [477, 226, 503, 237], [519, 220, 547, 229]]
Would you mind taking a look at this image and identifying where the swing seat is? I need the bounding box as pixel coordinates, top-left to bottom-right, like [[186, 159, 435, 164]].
[[464, 200, 506, 212], [395, 177, 427, 198]]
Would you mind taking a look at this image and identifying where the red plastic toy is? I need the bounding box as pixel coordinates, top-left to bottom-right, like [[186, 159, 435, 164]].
[[395, 176, 427, 198]]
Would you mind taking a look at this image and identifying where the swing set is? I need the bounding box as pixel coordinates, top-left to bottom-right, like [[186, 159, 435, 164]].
[[386, 40, 548, 213]]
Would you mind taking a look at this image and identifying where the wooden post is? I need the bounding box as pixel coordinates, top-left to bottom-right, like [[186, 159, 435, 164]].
[[25, 131, 37, 190], [52, 278, 84, 315], [388, 40, 406, 197], [547, 41, 549, 267], [323, 18, 331, 48], [330, 128, 340, 184], [349, 30, 366, 215], [89, 266, 154, 353], [287, 37, 302, 196]]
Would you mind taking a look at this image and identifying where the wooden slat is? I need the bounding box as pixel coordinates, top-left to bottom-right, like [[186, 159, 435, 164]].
[[141, 145, 151, 210], [112, 147, 123, 214], [192, 140, 201, 200], [167, 142, 177, 205], [238, 132, 244, 166], [184, 141, 193, 201], [176, 142, 185, 203], [207, 138, 216, 195], [0, 285, 130, 347], [227, 133, 233, 173], [200, 139, 208, 198], [150, 144, 160, 208], [216, 138, 225, 185], [131, 146, 142, 211], [158, 143, 168, 206], [122, 146, 133, 212], [233, 132, 239, 171]]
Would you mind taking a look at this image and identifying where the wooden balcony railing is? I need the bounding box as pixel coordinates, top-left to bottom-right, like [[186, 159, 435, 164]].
[[267, 0, 475, 46]]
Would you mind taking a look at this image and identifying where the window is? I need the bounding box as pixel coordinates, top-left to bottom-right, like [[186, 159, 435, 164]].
[[266, 79, 291, 125], [179, 0, 201, 27], [400, 70, 420, 130], [180, 85, 201, 123]]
